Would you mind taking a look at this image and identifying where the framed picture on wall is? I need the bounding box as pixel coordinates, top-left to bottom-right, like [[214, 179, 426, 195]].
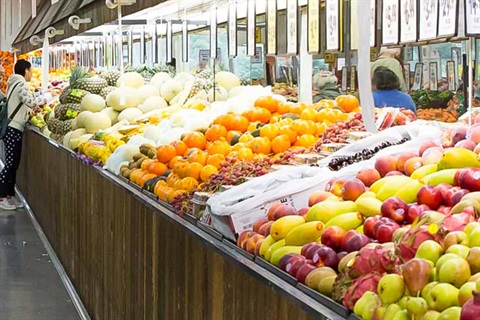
[[438, 0, 458, 37], [413, 63, 423, 90], [247, 0, 256, 57], [447, 60, 456, 91], [286, 0, 299, 54], [429, 62, 438, 91], [326, 0, 341, 51], [419, 0, 439, 41], [228, 0, 237, 57], [399, 0, 417, 43], [382, 0, 400, 45]]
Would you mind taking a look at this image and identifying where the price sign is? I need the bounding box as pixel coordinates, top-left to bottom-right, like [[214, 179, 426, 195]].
[[228, 0, 237, 57], [286, 0, 298, 54], [247, 0, 256, 57], [266, 0, 277, 55], [251, 47, 263, 64], [447, 60, 456, 91], [326, 0, 340, 51], [370, 0, 376, 47], [400, 0, 417, 43], [429, 62, 438, 91], [438, 0, 458, 37], [382, 0, 400, 45], [210, 6, 218, 59], [419, 0, 439, 40], [307, 0, 321, 53], [341, 67, 348, 91], [413, 63, 424, 90], [465, 0, 480, 36]]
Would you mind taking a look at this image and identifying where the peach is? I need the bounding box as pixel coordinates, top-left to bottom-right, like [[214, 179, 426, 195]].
[[451, 126, 468, 145], [404, 157, 424, 176], [396, 153, 417, 173], [308, 191, 334, 207], [267, 202, 283, 221], [419, 140, 441, 156], [321, 226, 347, 251], [385, 171, 405, 176], [245, 234, 265, 253], [356, 168, 381, 187], [254, 239, 265, 256], [455, 139, 478, 151], [237, 230, 257, 247], [341, 178, 366, 201], [422, 147, 444, 165], [375, 155, 398, 177], [467, 125, 480, 144], [252, 217, 269, 233], [272, 204, 297, 220], [257, 221, 274, 236], [238, 231, 258, 249], [474, 143, 480, 155]]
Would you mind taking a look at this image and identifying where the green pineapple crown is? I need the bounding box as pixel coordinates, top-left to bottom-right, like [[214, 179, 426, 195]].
[[69, 66, 89, 88]]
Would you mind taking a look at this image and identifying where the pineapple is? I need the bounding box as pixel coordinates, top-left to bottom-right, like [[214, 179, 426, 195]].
[[47, 118, 73, 135], [54, 103, 80, 121], [100, 70, 120, 86], [100, 86, 116, 99], [50, 133, 63, 143], [60, 67, 90, 104], [76, 76, 108, 95]]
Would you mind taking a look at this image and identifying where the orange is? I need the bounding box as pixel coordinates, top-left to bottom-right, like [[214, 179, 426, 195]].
[[206, 154, 226, 169], [335, 95, 359, 112], [170, 140, 188, 156], [181, 177, 199, 192], [295, 134, 317, 148], [187, 149, 208, 165], [156, 145, 177, 163], [172, 159, 189, 177], [168, 155, 183, 169], [182, 132, 207, 150], [247, 122, 260, 132], [205, 124, 228, 142], [260, 124, 280, 141], [237, 147, 254, 161], [232, 142, 247, 151], [250, 137, 271, 155], [185, 162, 203, 180], [271, 135, 291, 154], [219, 114, 250, 132], [280, 126, 298, 144], [315, 123, 328, 136], [288, 103, 306, 115], [254, 96, 279, 113], [207, 139, 232, 156], [148, 161, 168, 175], [200, 164, 219, 182], [141, 158, 155, 171], [244, 107, 272, 123], [226, 130, 242, 145], [138, 173, 157, 188]]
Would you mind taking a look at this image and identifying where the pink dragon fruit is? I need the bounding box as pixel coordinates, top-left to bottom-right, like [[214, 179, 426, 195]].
[[347, 245, 401, 279], [442, 213, 475, 233], [396, 220, 443, 262], [341, 272, 384, 311]]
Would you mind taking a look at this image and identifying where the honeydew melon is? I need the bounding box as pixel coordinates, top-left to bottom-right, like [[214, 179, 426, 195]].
[[207, 86, 228, 102], [101, 107, 120, 124], [138, 96, 168, 113], [75, 111, 93, 128], [160, 80, 183, 102], [106, 87, 142, 111], [80, 94, 106, 112], [150, 72, 172, 93], [137, 84, 160, 103], [116, 72, 144, 88], [84, 112, 112, 134], [173, 72, 195, 85], [118, 108, 143, 123], [215, 71, 241, 91]]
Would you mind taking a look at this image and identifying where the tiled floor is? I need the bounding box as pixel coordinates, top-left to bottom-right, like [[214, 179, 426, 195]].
[[0, 209, 80, 320]]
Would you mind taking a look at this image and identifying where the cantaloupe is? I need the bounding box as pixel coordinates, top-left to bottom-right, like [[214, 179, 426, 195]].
[[207, 86, 228, 102], [216, 71, 241, 91], [101, 107, 120, 124], [118, 108, 143, 123], [160, 80, 183, 102], [106, 87, 142, 111], [84, 112, 112, 133], [75, 111, 93, 128], [116, 72, 144, 88], [137, 84, 160, 103], [80, 94, 106, 112], [138, 96, 168, 113]]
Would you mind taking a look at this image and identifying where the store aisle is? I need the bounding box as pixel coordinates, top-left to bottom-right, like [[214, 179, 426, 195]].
[[0, 209, 80, 320]]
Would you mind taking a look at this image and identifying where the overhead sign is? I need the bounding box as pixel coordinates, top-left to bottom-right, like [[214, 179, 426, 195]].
[[307, 0, 321, 54], [382, 0, 399, 45], [419, 0, 439, 40], [325, 0, 340, 51], [286, 0, 299, 54], [400, 0, 417, 43], [266, 0, 277, 55], [438, 0, 458, 37], [228, 0, 237, 57], [247, 0, 256, 57]]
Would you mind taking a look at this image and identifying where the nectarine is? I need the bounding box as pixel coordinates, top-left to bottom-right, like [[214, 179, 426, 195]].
[[419, 140, 441, 156], [341, 178, 366, 201], [356, 168, 381, 187], [375, 155, 397, 177], [404, 157, 423, 176], [396, 153, 417, 174]]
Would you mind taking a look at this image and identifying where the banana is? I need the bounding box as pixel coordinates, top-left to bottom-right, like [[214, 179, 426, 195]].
[[451, 199, 480, 215], [264, 239, 285, 262], [376, 176, 414, 201], [411, 164, 438, 180], [393, 180, 424, 204], [370, 175, 412, 194], [356, 197, 383, 217], [269, 246, 303, 265], [284, 221, 325, 246], [269, 216, 305, 241], [259, 235, 276, 258], [325, 212, 363, 231], [420, 169, 460, 186], [306, 201, 357, 223]]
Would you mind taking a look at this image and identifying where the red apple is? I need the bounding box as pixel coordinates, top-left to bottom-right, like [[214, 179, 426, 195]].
[[435, 183, 455, 199], [321, 226, 347, 251], [381, 197, 409, 224], [363, 216, 381, 239], [295, 264, 318, 284], [341, 230, 360, 251], [375, 155, 398, 177], [419, 140, 441, 156], [396, 153, 417, 174], [454, 169, 469, 187], [406, 204, 430, 224], [286, 257, 308, 277], [341, 178, 366, 201], [417, 185, 443, 209], [308, 191, 334, 207], [343, 233, 372, 252], [303, 244, 323, 260], [445, 188, 470, 207], [356, 168, 381, 187], [312, 245, 339, 269], [375, 223, 400, 243], [458, 168, 480, 191], [252, 217, 269, 232]]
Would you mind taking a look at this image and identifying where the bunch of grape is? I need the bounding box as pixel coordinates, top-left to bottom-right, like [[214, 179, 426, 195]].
[[316, 113, 365, 147], [171, 191, 195, 217], [272, 148, 306, 165]]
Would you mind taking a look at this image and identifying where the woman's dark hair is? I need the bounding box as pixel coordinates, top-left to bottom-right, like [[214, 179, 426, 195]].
[[373, 66, 400, 90], [14, 59, 32, 77]]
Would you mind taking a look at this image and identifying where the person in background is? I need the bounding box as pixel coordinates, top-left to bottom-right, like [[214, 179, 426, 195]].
[[0, 60, 50, 211], [312, 70, 341, 102], [372, 67, 416, 114], [371, 47, 407, 92]]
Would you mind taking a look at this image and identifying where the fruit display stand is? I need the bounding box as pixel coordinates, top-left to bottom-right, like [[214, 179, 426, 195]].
[[17, 128, 347, 320]]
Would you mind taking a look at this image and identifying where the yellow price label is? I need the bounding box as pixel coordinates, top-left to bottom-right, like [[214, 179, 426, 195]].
[[70, 89, 83, 97]]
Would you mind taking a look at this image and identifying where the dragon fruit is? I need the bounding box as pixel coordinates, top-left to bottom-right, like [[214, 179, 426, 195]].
[[334, 272, 384, 311], [396, 218, 443, 262], [442, 212, 475, 233], [347, 245, 401, 279]]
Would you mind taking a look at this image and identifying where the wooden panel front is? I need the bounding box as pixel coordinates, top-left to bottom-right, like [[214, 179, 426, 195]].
[[16, 130, 319, 320]]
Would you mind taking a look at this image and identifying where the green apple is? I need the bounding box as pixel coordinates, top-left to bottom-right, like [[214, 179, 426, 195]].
[[443, 231, 469, 250], [437, 306, 461, 320], [438, 258, 471, 288], [458, 282, 476, 306], [391, 309, 410, 320], [436, 253, 462, 270], [416, 240, 444, 264], [426, 283, 460, 311], [406, 296, 428, 316], [467, 247, 480, 274], [446, 244, 471, 259], [464, 222, 480, 237], [469, 228, 480, 248], [383, 303, 402, 320], [423, 310, 440, 320], [377, 274, 405, 304], [422, 281, 438, 300], [353, 291, 378, 317]]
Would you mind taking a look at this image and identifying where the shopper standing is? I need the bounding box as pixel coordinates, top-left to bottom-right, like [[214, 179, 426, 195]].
[[371, 47, 407, 92], [372, 67, 416, 114], [0, 60, 48, 210]]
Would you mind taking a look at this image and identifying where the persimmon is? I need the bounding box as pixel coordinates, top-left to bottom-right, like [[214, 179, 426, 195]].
[[335, 95, 359, 112], [239, 133, 255, 144], [149, 161, 168, 175], [237, 147, 254, 161], [170, 140, 188, 156], [260, 124, 280, 141], [292, 119, 317, 136], [140, 158, 155, 171], [168, 155, 183, 169], [250, 137, 271, 154], [156, 145, 177, 163], [279, 126, 298, 144], [200, 164, 219, 182], [271, 135, 291, 154], [295, 134, 317, 148], [182, 132, 207, 149], [245, 107, 272, 123], [187, 150, 208, 165], [205, 124, 228, 142], [207, 139, 232, 156], [181, 177, 199, 192], [300, 108, 318, 121], [226, 130, 242, 144]]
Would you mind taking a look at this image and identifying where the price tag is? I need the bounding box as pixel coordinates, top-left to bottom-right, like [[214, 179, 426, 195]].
[[256, 27, 261, 43], [251, 47, 263, 64], [228, 0, 237, 57], [286, 0, 298, 54], [266, 0, 277, 55], [325, 0, 340, 51], [247, 0, 256, 57]]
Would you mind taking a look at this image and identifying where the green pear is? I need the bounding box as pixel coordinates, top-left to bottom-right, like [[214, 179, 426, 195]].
[[421, 281, 438, 300], [362, 298, 382, 320], [406, 297, 428, 316], [391, 309, 410, 320], [437, 306, 461, 320], [467, 247, 480, 274], [443, 231, 469, 250], [469, 228, 480, 247], [422, 310, 440, 320], [378, 274, 405, 304], [436, 253, 462, 270], [438, 258, 471, 288], [398, 296, 410, 309], [353, 291, 378, 317], [446, 244, 471, 259], [426, 283, 460, 311], [317, 275, 336, 298], [383, 304, 402, 320], [416, 240, 444, 264], [464, 222, 480, 237], [372, 306, 386, 320], [458, 282, 476, 306]]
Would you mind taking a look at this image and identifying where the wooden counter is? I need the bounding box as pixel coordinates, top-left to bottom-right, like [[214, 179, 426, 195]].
[[17, 129, 345, 320]]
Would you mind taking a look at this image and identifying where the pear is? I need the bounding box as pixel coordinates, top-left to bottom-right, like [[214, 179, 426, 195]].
[[406, 297, 428, 317], [378, 274, 405, 304], [402, 258, 433, 296], [354, 291, 378, 317], [391, 309, 410, 320], [383, 303, 401, 320]]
